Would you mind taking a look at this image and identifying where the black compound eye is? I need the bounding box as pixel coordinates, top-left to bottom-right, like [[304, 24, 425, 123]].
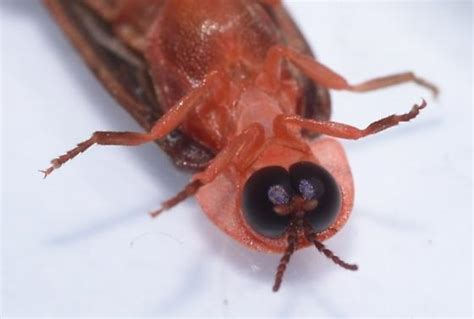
[[289, 161, 341, 232], [242, 166, 293, 238]]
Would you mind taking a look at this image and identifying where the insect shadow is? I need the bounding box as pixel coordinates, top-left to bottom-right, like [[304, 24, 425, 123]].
[[148, 205, 357, 316], [0, 0, 189, 244]]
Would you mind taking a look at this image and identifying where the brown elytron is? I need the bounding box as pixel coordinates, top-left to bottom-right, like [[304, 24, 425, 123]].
[[43, 0, 437, 291]]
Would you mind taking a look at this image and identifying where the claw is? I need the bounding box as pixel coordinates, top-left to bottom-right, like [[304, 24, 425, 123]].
[[39, 167, 53, 179], [39, 159, 61, 179], [417, 98, 427, 110], [149, 207, 165, 218]]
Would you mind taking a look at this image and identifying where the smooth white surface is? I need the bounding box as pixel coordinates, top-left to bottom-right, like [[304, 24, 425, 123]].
[[1, 1, 472, 317]]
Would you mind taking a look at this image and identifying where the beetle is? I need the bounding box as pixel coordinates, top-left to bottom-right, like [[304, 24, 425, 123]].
[[42, 0, 437, 291]]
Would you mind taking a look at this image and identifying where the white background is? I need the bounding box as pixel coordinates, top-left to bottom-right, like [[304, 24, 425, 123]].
[[1, 0, 472, 317]]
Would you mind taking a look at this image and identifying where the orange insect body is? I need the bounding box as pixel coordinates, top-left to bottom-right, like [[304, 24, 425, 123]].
[[103, 0, 353, 252], [140, 0, 351, 252], [44, 0, 437, 291]]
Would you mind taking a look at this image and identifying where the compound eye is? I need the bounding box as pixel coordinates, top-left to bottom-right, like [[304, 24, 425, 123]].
[[289, 161, 341, 232], [242, 166, 293, 238]]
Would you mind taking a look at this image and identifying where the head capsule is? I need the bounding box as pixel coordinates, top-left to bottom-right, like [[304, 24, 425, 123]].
[[242, 161, 341, 238], [195, 138, 357, 291]]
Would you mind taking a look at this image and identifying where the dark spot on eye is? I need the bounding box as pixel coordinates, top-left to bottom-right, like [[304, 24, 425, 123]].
[[268, 184, 290, 205], [242, 166, 292, 238], [298, 179, 314, 200], [290, 162, 341, 232], [299, 178, 325, 200]]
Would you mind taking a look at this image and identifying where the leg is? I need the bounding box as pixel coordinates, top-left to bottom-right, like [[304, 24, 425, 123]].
[[149, 124, 265, 217], [149, 179, 203, 218], [261, 45, 438, 97], [274, 99, 427, 140], [194, 123, 266, 184], [41, 71, 228, 177]]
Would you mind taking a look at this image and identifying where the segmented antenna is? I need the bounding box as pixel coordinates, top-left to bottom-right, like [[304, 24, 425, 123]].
[[272, 224, 298, 292], [304, 222, 358, 271]]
